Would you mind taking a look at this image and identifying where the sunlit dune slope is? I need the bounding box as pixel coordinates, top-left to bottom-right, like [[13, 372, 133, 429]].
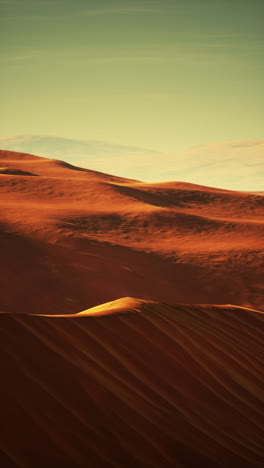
[[0, 149, 263, 313], [39, 296, 154, 317], [0, 300, 263, 468]]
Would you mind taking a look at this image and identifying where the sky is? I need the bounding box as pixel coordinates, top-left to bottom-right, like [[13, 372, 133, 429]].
[[1, 0, 264, 152]]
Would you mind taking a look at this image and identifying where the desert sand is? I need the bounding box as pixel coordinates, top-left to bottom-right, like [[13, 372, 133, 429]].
[[0, 149, 263, 314], [0, 299, 263, 467], [1, 149, 264, 467]]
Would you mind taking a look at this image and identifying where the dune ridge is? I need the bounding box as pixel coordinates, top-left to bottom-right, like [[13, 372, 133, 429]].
[[38, 297, 154, 317], [0, 300, 263, 467], [28, 296, 262, 318]]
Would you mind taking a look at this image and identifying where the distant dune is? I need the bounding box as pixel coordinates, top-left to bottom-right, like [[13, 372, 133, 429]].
[[156, 140, 264, 191], [0, 300, 263, 467], [76, 139, 264, 191], [0, 134, 158, 160], [0, 136, 263, 191], [0, 149, 263, 314]]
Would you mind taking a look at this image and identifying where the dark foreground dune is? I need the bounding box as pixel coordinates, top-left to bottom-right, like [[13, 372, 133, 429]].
[[1, 299, 263, 467]]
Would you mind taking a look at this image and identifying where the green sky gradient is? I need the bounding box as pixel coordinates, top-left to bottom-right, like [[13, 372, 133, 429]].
[[1, 0, 263, 151]]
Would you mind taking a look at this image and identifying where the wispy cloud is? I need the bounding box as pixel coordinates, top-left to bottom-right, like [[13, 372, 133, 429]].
[[0, 52, 38, 63], [79, 7, 159, 16], [0, 0, 59, 4], [1, 6, 159, 22], [0, 50, 170, 66], [1, 15, 59, 22], [71, 55, 168, 65]]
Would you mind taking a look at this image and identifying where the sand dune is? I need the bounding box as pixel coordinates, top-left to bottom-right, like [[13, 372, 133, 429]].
[[154, 140, 264, 191], [1, 136, 263, 191], [0, 300, 263, 467], [1, 150, 263, 467], [0, 134, 158, 161], [0, 149, 263, 314]]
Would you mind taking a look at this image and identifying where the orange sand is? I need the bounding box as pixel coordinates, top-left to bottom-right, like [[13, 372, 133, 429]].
[[0, 149, 263, 314]]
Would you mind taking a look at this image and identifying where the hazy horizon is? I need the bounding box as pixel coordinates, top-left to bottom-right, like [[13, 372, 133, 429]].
[[1, 134, 263, 191], [1, 0, 264, 152]]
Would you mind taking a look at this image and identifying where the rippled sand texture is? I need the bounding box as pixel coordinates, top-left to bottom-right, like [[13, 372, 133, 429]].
[[1, 300, 263, 467], [0, 149, 264, 314]]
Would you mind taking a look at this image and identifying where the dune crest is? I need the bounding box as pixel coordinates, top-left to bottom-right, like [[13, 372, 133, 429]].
[[29, 297, 263, 318], [31, 297, 153, 317], [75, 296, 152, 316]]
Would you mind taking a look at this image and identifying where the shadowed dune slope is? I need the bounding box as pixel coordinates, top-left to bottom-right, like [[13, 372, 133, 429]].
[[0, 149, 264, 313], [0, 301, 263, 467]]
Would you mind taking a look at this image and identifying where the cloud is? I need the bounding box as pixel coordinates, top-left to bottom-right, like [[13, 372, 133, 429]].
[[79, 7, 159, 16], [77, 55, 167, 64], [0, 4, 159, 22], [0, 52, 38, 63], [0, 49, 170, 67], [0, 0, 58, 3]]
